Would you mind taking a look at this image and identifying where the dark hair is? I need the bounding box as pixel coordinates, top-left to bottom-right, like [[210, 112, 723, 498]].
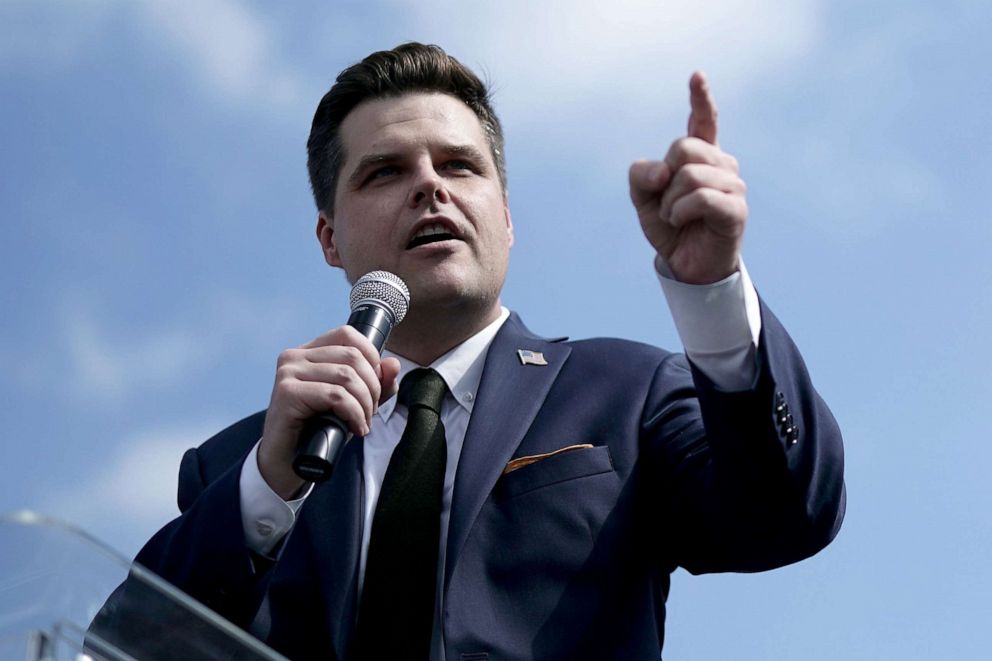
[[306, 42, 507, 213]]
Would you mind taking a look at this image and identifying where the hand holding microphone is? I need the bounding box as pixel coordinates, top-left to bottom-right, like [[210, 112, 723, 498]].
[[258, 272, 409, 497]]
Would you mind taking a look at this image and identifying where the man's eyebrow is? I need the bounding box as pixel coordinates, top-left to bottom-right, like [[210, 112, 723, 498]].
[[443, 144, 489, 163]]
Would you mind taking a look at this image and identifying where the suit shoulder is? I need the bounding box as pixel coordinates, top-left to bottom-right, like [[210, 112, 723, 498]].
[[195, 410, 267, 476], [553, 336, 687, 386], [175, 411, 264, 512], [564, 336, 677, 364]]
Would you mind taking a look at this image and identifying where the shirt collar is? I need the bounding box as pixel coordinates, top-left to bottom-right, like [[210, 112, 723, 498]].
[[376, 306, 510, 421]]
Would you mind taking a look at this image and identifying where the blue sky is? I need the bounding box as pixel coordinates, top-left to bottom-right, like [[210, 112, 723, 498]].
[[1, 1, 990, 658]]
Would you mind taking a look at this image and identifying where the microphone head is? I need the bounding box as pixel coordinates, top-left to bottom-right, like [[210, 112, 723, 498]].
[[349, 271, 411, 324]]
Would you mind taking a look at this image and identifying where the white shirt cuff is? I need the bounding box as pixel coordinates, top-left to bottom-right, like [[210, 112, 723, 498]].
[[655, 256, 762, 391], [239, 440, 311, 556]]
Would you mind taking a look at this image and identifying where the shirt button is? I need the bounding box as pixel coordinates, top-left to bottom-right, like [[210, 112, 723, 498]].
[[256, 520, 274, 537], [463, 392, 475, 402]]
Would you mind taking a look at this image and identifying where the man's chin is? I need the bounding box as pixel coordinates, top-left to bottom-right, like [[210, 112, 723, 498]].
[[402, 266, 466, 297], [408, 279, 498, 313], [391, 261, 505, 314]]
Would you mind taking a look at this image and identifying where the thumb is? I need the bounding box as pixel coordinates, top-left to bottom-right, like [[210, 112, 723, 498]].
[[379, 357, 402, 403]]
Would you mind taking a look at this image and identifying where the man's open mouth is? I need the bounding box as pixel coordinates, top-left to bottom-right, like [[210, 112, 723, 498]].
[[407, 223, 457, 249]]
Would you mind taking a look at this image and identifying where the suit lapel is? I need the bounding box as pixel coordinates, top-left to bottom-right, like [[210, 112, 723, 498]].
[[444, 313, 570, 588], [297, 434, 365, 659]]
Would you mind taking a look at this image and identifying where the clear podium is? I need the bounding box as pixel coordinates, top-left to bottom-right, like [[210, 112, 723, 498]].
[[0, 511, 287, 660]]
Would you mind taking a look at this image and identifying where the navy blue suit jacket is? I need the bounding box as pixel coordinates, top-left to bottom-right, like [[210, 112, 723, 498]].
[[135, 303, 845, 660]]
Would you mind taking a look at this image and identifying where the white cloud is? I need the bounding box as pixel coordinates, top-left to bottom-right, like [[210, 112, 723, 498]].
[[403, 0, 824, 115], [42, 422, 223, 555], [1, 1, 824, 120], [62, 303, 209, 404], [135, 0, 307, 110], [0, 1, 308, 112], [752, 5, 950, 240]]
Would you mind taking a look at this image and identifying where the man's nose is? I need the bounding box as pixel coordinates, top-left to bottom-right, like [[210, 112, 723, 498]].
[[408, 165, 450, 207]]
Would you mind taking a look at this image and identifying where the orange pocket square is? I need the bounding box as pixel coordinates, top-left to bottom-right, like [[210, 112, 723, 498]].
[[502, 444, 595, 475]]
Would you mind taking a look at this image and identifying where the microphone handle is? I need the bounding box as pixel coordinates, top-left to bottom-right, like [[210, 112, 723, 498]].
[[293, 304, 394, 482]]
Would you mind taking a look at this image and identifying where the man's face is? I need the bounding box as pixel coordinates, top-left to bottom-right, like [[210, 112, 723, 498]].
[[317, 92, 513, 317]]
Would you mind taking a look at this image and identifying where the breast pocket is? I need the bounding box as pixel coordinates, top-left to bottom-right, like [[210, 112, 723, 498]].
[[496, 444, 615, 500]]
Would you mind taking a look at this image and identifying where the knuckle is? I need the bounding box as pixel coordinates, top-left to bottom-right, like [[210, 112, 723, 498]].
[[325, 385, 347, 410], [690, 188, 717, 210], [669, 137, 689, 156], [328, 324, 355, 340], [339, 325, 363, 342], [333, 363, 360, 387], [337, 345, 363, 365], [315, 326, 354, 350], [687, 136, 709, 150], [272, 376, 292, 398], [276, 348, 299, 367], [274, 363, 296, 383], [701, 187, 722, 205], [326, 387, 364, 422], [680, 164, 705, 187], [330, 362, 350, 380], [273, 378, 303, 408]]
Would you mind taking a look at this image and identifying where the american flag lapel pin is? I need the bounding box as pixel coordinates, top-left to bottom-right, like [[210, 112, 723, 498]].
[[517, 349, 548, 366]]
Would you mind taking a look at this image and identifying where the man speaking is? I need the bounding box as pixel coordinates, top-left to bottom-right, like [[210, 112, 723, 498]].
[[135, 43, 845, 660]]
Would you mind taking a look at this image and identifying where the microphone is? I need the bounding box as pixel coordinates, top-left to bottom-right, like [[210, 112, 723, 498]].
[[293, 270, 411, 482]]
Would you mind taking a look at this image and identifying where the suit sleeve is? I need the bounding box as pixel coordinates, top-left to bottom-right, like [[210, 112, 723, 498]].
[[644, 298, 846, 574], [133, 447, 268, 627], [135, 413, 274, 627]]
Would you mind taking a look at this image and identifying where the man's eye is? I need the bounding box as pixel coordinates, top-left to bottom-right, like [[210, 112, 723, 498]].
[[367, 166, 398, 181], [443, 160, 472, 171]]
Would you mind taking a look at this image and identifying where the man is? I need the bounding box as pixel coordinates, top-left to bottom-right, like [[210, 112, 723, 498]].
[[134, 43, 845, 660]]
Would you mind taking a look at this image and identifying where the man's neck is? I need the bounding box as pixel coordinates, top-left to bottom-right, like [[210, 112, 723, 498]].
[[385, 301, 504, 366]]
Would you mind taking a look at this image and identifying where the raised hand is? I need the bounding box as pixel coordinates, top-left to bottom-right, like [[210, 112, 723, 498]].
[[629, 71, 748, 285]]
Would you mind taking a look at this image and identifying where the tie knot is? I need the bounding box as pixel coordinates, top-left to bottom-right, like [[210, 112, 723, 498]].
[[397, 368, 447, 415]]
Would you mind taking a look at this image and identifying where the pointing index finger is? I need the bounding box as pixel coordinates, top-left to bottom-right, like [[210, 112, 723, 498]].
[[687, 70, 718, 145]]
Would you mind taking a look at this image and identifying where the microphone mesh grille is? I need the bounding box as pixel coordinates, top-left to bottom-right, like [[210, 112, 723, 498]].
[[349, 271, 411, 324]]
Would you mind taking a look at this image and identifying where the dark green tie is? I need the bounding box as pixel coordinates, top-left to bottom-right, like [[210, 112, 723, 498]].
[[354, 368, 448, 660]]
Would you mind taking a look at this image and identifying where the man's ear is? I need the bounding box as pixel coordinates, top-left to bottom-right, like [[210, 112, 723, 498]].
[[316, 210, 344, 268], [504, 193, 514, 247]]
